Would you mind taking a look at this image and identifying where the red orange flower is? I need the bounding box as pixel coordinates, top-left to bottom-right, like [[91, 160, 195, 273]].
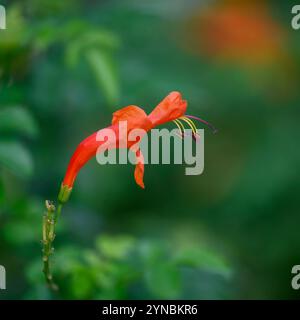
[[58, 91, 216, 203], [43, 91, 217, 289]]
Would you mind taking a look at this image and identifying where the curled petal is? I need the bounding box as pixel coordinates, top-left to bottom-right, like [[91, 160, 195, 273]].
[[148, 91, 187, 127]]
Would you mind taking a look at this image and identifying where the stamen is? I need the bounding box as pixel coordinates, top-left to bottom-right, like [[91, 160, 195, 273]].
[[180, 117, 197, 134], [173, 119, 185, 138], [185, 115, 218, 134], [179, 117, 200, 141]]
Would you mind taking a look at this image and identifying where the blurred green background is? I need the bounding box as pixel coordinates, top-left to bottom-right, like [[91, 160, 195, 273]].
[[0, 0, 300, 299]]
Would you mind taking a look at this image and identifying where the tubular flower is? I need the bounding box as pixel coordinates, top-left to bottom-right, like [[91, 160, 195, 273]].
[[58, 91, 216, 202], [42, 91, 217, 289]]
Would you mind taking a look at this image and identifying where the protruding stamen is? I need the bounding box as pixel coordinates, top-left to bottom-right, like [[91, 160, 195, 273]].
[[173, 119, 185, 138], [180, 117, 200, 141], [185, 115, 218, 134], [180, 117, 197, 134]]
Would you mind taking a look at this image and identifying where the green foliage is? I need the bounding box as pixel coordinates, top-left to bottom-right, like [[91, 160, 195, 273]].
[[65, 29, 120, 107], [0, 141, 32, 178], [85, 49, 120, 107], [2, 198, 42, 245], [0, 105, 37, 178], [145, 261, 181, 299], [0, 0, 299, 300], [25, 235, 230, 299], [0, 107, 38, 138], [175, 245, 231, 276], [0, 3, 120, 106], [95, 235, 135, 260]]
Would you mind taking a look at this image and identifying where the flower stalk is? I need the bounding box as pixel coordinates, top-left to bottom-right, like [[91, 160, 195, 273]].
[[42, 201, 60, 290]]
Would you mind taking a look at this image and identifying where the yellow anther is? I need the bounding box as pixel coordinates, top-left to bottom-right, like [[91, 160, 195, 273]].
[[173, 119, 185, 137], [179, 117, 197, 134]]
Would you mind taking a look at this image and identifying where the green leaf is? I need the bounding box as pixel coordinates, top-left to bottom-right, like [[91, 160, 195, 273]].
[[0, 107, 38, 138], [85, 49, 120, 107], [96, 235, 135, 260], [145, 262, 181, 299], [0, 141, 33, 178], [175, 246, 231, 277], [70, 266, 94, 299], [65, 30, 119, 64], [83, 250, 101, 267], [55, 247, 82, 274], [80, 30, 119, 50]]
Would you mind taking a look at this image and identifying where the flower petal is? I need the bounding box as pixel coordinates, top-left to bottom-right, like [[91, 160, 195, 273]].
[[112, 105, 152, 132], [148, 91, 187, 127], [134, 149, 145, 189]]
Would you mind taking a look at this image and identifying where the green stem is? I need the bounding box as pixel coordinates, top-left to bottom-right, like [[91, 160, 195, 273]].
[[42, 200, 63, 291], [54, 203, 63, 225], [42, 184, 71, 290]]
